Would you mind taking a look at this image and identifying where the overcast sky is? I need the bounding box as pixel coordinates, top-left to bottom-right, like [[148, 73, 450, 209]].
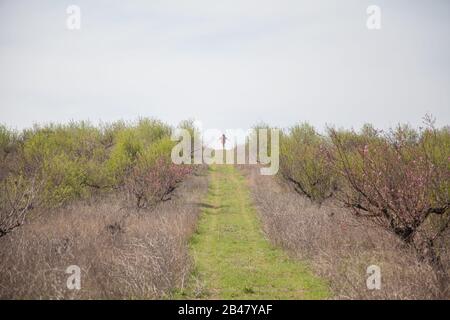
[[0, 0, 449, 132]]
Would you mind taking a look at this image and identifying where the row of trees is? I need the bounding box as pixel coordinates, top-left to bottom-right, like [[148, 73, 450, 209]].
[[278, 116, 449, 293], [0, 119, 194, 237]]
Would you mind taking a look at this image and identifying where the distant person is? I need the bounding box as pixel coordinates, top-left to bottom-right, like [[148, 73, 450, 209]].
[[220, 134, 228, 150]]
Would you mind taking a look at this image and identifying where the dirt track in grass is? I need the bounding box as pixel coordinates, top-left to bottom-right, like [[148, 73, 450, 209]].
[[179, 165, 329, 299]]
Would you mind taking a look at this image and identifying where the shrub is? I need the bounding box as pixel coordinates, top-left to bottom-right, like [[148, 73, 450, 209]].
[[125, 138, 192, 208], [0, 125, 18, 159], [22, 122, 106, 206], [177, 119, 201, 159], [0, 118, 186, 211], [279, 123, 337, 202], [105, 119, 173, 186], [329, 121, 450, 294], [251, 122, 272, 159], [0, 174, 39, 237], [106, 128, 143, 185], [134, 118, 172, 145], [0, 125, 20, 180]]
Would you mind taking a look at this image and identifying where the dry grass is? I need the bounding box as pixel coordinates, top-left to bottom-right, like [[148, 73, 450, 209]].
[[0, 169, 208, 299], [240, 165, 449, 299]]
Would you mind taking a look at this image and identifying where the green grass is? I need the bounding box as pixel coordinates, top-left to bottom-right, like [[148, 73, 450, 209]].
[[178, 165, 329, 299]]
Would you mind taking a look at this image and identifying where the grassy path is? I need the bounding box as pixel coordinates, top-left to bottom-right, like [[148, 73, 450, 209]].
[[179, 165, 329, 299]]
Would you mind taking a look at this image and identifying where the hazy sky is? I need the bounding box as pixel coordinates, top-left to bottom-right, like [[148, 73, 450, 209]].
[[1, 0, 449, 132]]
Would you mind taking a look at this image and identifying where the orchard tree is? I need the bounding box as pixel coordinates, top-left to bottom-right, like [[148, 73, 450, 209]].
[[329, 120, 449, 294]]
